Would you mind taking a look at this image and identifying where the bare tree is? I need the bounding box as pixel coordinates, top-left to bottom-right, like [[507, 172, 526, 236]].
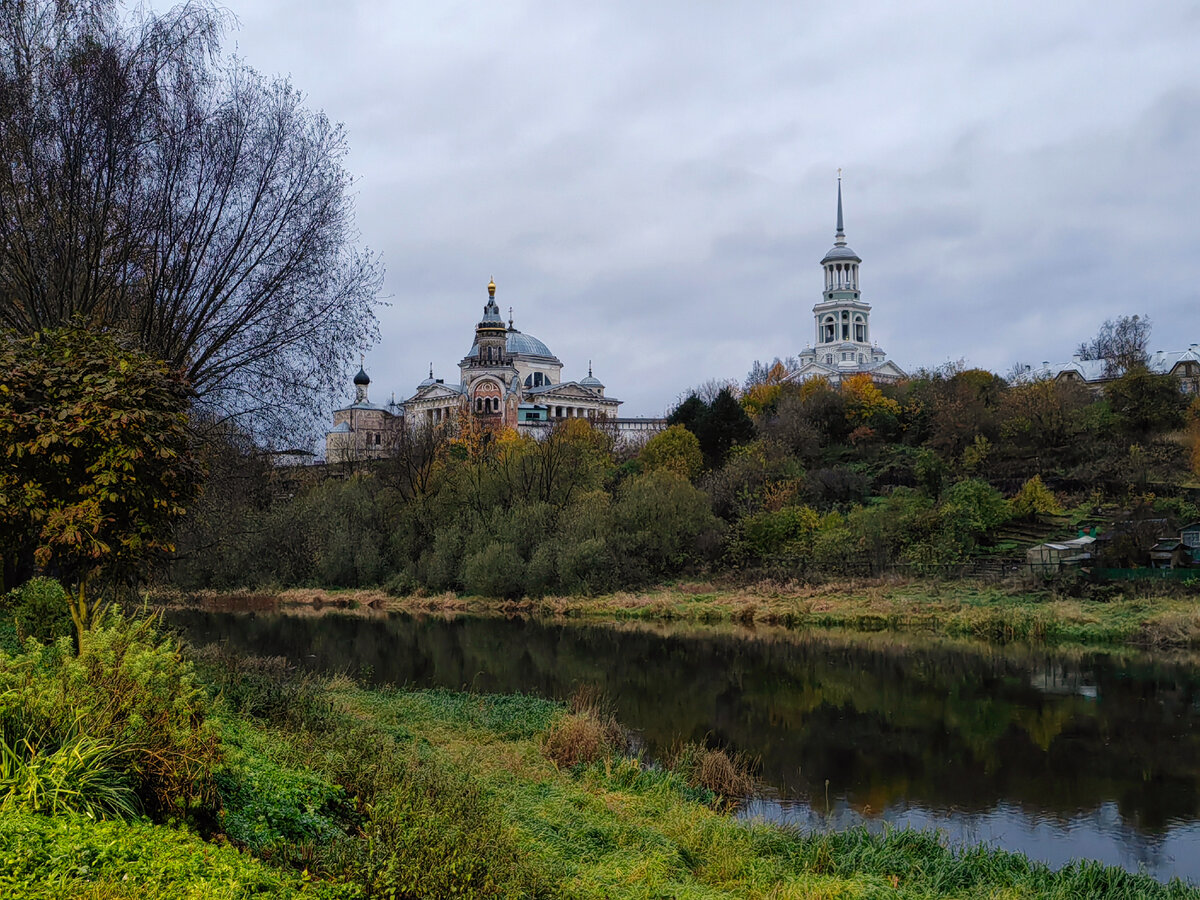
[[0, 0, 382, 441], [745, 356, 798, 389], [382, 419, 454, 503], [1076, 315, 1151, 378]]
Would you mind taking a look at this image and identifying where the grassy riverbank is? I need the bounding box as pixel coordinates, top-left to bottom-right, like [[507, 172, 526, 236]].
[[161, 577, 1200, 648], [4, 616, 1198, 898]]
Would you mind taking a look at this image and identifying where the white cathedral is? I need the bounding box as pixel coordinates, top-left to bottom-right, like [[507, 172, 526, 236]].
[[325, 176, 905, 463], [325, 279, 645, 462], [790, 176, 905, 385]]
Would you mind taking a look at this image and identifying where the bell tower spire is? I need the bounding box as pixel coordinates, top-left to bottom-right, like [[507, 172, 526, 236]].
[[795, 172, 905, 385], [835, 168, 845, 244]]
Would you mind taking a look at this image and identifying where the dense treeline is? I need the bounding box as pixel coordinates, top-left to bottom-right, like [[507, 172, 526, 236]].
[[173, 421, 722, 595], [172, 348, 1200, 594]]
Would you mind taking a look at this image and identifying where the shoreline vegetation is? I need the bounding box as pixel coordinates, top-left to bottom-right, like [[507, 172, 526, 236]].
[[151, 577, 1200, 650], [2, 613, 1198, 898]]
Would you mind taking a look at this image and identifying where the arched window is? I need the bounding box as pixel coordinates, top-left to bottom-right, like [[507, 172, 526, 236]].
[[825, 354, 834, 365], [475, 398, 483, 412]]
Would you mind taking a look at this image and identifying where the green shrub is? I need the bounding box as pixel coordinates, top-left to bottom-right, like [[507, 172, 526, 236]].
[[941, 478, 1011, 538], [557, 537, 618, 594], [384, 569, 419, 597], [217, 726, 354, 854], [610, 469, 723, 577], [523, 541, 561, 597], [809, 516, 856, 574], [420, 525, 468, 591], [733, 505, 820, 562], [1, 577, 72, 645], [462, 541, 527, 598], [0, 614, 222, 821], [639, 424, 703, 480], [1011, 474, 1064, 517]]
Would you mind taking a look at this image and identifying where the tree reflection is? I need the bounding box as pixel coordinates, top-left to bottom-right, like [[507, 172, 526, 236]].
[[168, 610, 1200, 833]]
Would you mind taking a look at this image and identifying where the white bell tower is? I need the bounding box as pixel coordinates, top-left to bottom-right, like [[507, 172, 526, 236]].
[[801, 172, 888, 377]]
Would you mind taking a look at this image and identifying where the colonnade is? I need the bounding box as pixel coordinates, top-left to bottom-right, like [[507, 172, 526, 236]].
[[552, 406, 598, 419], [824, 262, 859, 290]]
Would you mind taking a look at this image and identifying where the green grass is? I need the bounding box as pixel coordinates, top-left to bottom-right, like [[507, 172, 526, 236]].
[[165, 578, 1200, 649], [216, 670, 1200, 899], [6, 617, 1199, 898], [0, 813, 329, 899], [0, 732, 138, 820], [373, 579, 1200, 649]]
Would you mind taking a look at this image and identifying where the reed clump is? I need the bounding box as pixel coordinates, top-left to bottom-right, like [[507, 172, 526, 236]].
[[541, 686, 627, 768], [667, 740, 757, 803]]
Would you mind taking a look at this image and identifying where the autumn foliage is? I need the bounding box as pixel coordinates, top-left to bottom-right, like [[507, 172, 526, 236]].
[[0, 327, 197, 600]]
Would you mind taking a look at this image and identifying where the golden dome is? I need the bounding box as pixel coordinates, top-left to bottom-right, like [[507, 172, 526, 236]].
[[488, 277, 496, 299]]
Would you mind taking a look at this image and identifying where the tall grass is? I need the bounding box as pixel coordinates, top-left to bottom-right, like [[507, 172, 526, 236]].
[[0, 730, 137, 820], [0, 613, 222, 822], [541, 686, 627, 769], [667, 739, 757, 804]]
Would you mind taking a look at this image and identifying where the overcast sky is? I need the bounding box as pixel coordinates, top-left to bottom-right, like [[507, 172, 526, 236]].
[[219, 0, 1199, 416]]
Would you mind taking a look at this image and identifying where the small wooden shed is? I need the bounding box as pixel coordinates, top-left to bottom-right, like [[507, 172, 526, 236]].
[[1149, 540, 1192, 569]]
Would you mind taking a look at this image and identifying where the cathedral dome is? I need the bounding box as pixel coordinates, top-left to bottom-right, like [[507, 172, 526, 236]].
[[468, 329, 556, 359], [353, 366, 370, 386]]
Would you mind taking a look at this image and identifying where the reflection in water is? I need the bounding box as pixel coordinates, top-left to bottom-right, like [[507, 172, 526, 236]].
[[167, 608, 1200, 884]]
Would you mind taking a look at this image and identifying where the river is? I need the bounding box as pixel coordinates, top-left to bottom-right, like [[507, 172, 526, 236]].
[[166, 606, 1200, 883]]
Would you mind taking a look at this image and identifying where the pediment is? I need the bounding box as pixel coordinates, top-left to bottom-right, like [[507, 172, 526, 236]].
[[408, 384, 463, 402], [529, 384, 599, 401], [870, 361, 907, 378], [786, 362, 837, 382]]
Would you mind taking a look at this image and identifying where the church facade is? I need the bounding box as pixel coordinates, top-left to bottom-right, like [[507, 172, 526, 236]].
[[790, 176, 906, 386], [324, 365, 403, 463], [403, 278, 621, 430], [325, 279, 624, 461]]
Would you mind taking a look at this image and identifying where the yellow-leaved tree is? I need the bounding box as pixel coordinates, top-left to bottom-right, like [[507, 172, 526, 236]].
[[639, 424, 704, 481]]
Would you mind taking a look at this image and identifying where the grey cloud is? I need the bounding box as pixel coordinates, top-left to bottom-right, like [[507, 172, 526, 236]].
[[194, 0, 1200, 419]]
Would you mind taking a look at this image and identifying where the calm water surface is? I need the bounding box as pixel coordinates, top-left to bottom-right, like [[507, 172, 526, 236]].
[[167, 608, 1200, 884]]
